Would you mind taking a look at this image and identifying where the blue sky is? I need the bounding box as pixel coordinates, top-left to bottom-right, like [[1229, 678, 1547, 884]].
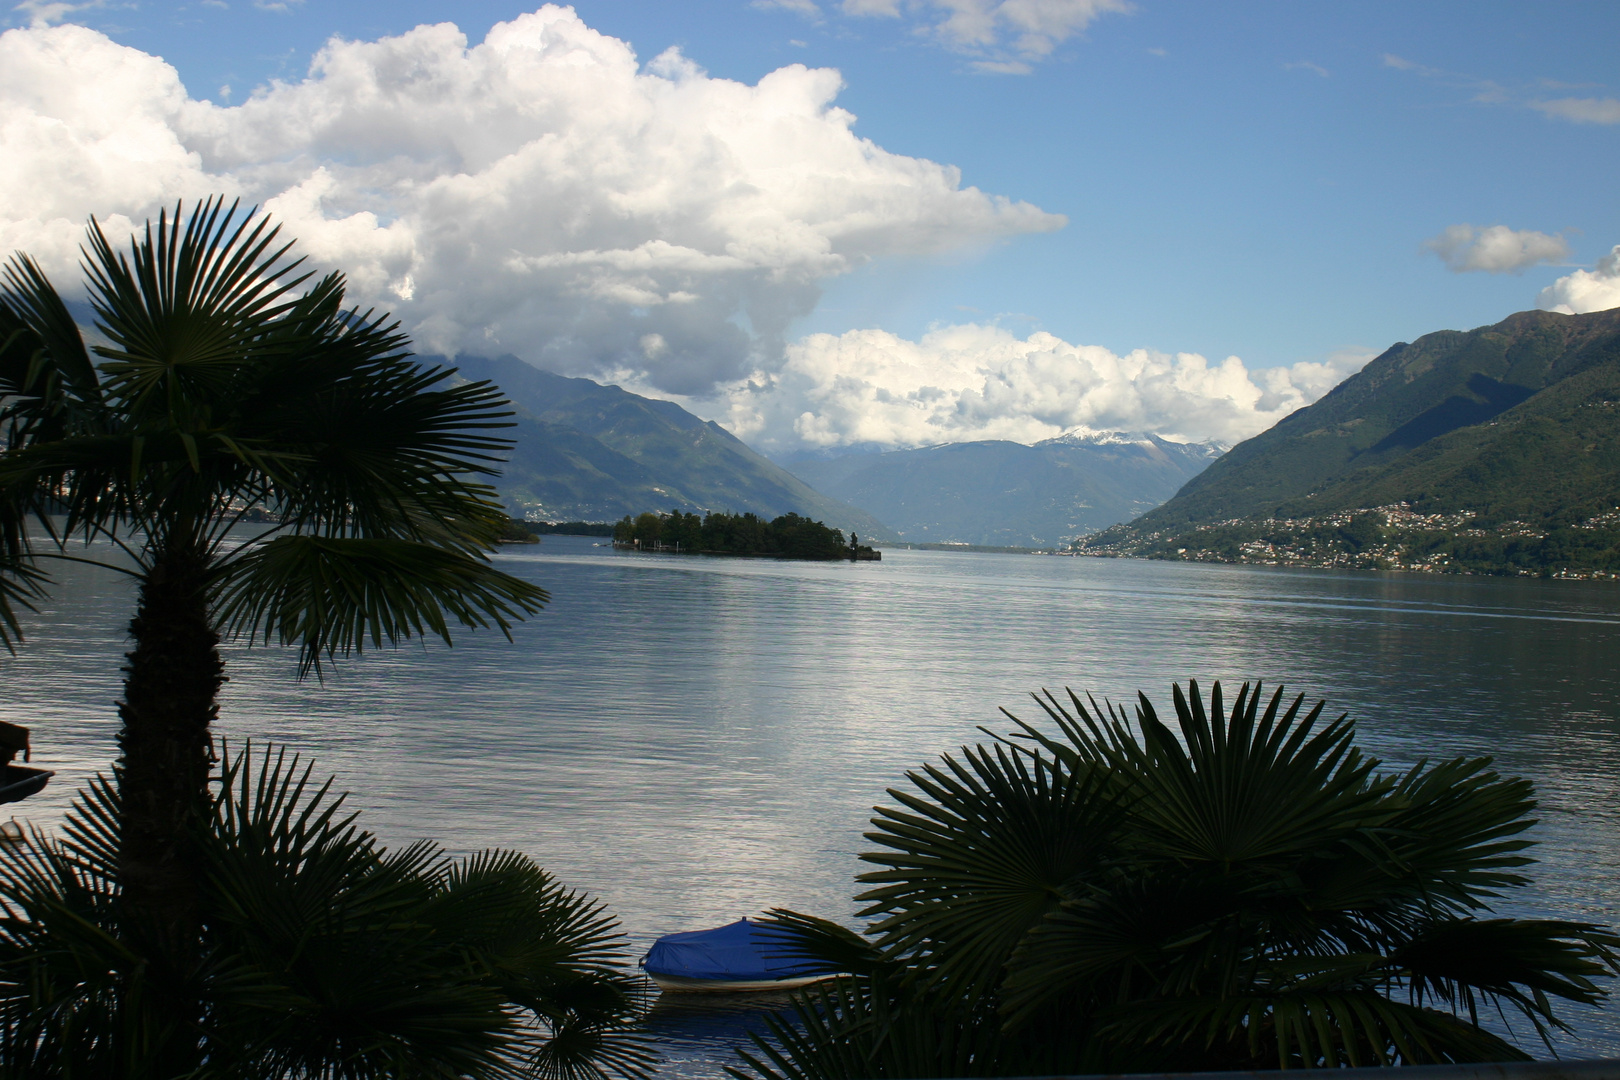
[[4, 1, 1618, 452]]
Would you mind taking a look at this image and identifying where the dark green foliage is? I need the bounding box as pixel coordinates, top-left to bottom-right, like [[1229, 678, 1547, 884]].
[[0, 198, 549, 665], [0, 199, 553, 1072], [731, 681, 1620, 1079], [502, 518, 542, 543], [0, 744, 652, 1079], [612, 510, 875, 560]]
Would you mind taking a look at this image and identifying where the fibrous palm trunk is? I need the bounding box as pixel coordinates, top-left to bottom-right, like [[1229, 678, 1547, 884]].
[[116, 546, 223, 1070]]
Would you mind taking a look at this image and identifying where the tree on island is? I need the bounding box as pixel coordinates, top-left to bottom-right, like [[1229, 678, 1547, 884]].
[[613, 509, 877, 560], [0, 201, 646, 1076]]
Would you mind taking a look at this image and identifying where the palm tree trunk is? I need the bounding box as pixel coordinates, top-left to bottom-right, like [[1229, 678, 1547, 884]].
[[117, 549, 223, 958]]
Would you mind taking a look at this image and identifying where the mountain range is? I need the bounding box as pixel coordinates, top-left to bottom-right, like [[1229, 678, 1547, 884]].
[[784, 433, 1224, 547], [1084, 308, 1620, 575], [449, 355, 895, 540]]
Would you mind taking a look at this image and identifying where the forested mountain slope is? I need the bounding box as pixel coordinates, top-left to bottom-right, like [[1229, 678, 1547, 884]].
[[1084, 309, 1620, 575], [450, 355, 895, 540]]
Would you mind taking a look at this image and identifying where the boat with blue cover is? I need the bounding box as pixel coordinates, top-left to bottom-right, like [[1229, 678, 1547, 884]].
[[640, 918, 839, 992]]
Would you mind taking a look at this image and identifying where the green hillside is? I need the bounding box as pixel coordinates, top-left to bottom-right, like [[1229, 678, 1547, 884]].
[[450, 355, 897, 540], [1085, 308, 1620, 576], [1292, 360, 1620, 522]]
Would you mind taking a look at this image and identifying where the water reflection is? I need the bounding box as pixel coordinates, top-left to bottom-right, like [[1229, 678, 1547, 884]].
[[3, 537, 1618, 1072], [643, 990, 797, 1079]]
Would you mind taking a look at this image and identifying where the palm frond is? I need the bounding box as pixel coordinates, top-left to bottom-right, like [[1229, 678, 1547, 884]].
[[257, 352, 519, 544], [0, 484, 47, 652], [855, 739, 1122, 999], [1099, 989, 1529, 1068], [82, 198, 312, 417], [1393, 916, 1620, 1048], [1, 746, 650, 1080], [200, 743, 647, 1079], [0, 784, 197, 1075], [0, 252, 100, 402], [427, 852, 654, 1080], [746, 679, 1619, 1078], [1377, 756, 1540, 909], [211, 533, 548, 676], [754, 909, 897, 978], [0, 262, 105, 648], [729, 974, 1010, 1080]]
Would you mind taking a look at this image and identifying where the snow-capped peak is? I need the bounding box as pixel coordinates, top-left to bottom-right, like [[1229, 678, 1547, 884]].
[[1042, 428, 1159, 447], [1038, 429, 1229, 456]]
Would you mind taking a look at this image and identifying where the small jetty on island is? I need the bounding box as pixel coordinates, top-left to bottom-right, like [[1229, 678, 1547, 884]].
[[613, 510, 880, 561]]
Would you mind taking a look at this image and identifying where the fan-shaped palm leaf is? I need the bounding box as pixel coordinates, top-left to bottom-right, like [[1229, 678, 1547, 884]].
[[854, 740, 1124, 1000], [732, 679, 1620, 1080], [212, 535, 548, 675], [0, 746, 652, 1080], [0, 199, 551, 1034]]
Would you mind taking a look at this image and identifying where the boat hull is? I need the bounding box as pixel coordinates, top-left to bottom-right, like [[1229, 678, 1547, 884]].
[[0, 766, 51, 807], [647, 971, 838, 993]]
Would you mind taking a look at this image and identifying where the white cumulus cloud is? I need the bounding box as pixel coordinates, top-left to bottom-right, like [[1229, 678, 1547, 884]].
[[0, 7, 1062, 395], [1423, 224, 1569, 274], [1538, 246, 1620, 315], [653, 324, 1373, 455]]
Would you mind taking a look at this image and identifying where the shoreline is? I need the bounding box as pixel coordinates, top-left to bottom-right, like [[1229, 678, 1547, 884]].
[[1072, 547, 1620, 582]]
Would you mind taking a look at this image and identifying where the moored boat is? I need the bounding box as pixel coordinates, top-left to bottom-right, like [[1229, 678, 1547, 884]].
[[0, 765, 51, 806], [0, 722, 50, 807], [640, 919, 840, 993]]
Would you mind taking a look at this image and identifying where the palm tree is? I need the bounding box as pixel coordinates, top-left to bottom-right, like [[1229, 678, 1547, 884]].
[[735, 681, 1620, 1079], [0, 201, 546, 1012], [0, 743, 652, 1078]]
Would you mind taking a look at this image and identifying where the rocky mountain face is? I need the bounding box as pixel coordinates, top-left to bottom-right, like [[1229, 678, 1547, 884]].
[[450, 355, 896, 540], [783, 432, 1225, 548]]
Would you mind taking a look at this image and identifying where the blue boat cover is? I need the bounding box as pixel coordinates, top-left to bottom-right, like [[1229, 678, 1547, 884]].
[[643, 920, 826, 982]]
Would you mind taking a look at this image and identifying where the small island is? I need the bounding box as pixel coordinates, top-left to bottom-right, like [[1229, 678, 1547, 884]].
[[499, 518, 619, 543], [499, 518, 542, 544], [613, 510, 880, 561]]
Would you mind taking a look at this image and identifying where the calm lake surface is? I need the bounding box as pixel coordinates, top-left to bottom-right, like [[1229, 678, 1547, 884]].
[[7, 534, 1620, 1073]]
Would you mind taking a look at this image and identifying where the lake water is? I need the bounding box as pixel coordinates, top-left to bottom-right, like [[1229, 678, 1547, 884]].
[[7, 534, 1620, 1074]]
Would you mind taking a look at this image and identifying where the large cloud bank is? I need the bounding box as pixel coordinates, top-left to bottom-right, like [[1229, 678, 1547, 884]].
[[0, 7, 1060, 394], [669, 324, 1373, 454], [1538, 246, 1620, 315], [3, 6, 1379, 457]]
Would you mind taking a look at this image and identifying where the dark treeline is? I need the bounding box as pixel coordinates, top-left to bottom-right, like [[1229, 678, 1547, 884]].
[[613, 510, 879, 560], [500, 518, 541, 543], [500, 519, 616, 542], [531, 520, 616, 536]]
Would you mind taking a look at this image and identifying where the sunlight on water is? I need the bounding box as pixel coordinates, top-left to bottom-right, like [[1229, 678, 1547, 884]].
[[5, 535, 1620, 1074]]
